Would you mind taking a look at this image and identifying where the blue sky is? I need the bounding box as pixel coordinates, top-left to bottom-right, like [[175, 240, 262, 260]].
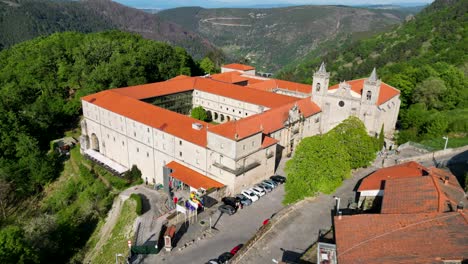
[[114, 0, 434, 9]]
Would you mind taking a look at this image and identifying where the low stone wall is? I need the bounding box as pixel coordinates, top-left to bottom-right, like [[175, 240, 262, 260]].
[[397, 145, 468, 164]]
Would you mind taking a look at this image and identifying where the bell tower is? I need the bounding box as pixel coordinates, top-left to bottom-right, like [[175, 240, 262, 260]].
[[312, 62, 329, 97], [361, 68, 381, 105]]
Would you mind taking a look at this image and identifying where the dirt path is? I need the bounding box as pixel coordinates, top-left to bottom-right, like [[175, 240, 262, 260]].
[[83, 195, 127, 263]]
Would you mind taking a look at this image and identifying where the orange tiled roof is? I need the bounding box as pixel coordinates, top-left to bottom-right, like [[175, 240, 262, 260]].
[[358, 161, 427, 191], [82, 90, 208, 147], [193, 77, 299, 109], [208, 97, 321, 140], [111, 77, 196, 99], [169, 75, 191, 81], [335, 212, 468, 264], [381, 176, 440, 214], [166, 161, 224, 189], [222, 63, 255, 71], [328, 78, 400, 105], [210, 71, 249, 84], [248, 79, 312, 95], [261, 136, 278, 149]]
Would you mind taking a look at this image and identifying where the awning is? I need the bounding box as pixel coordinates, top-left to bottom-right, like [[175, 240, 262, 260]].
[[166, 161, 224, 190], [84, 149, 128, 175]]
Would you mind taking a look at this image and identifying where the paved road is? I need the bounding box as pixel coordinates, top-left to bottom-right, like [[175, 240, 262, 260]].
[[234, 165, 378, 264], [141, 184, 286, 264]]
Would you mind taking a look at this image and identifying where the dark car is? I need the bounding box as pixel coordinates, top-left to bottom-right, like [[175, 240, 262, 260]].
[[270, 175, 286, 184], [218, 204, 236, 215], [218, 252, 234, 264], [257, 182, 273, 192], [222, 197, 240, 208], [230, 244, 243, 255], [235, 194, 252, 206]]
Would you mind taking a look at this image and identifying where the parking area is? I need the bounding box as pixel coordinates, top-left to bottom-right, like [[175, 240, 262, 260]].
[[142, 183, 286, 264]]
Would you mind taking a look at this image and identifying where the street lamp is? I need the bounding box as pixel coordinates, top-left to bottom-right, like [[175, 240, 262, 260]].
[[442, 136, 449, 150], [333, 196, 341, 216], [115, 253, 123, 264]]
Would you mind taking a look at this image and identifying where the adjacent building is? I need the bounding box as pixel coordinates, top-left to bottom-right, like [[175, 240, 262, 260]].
[[334, 162, 468, 263], [80, 63, 400, 194]]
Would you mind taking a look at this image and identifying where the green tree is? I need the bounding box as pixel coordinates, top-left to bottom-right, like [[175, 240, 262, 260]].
[[124, 165, 142, 183], [413, 77, 447, 110], [191, 106, 208, 121], [378, 124, 385, 151], [330, 117, 376, 169], [0, 226, 38, 264], [199, 57, 215, 74], [284, 134, 350, 204]]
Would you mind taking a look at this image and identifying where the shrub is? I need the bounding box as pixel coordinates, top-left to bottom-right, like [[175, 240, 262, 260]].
[[130, 194, 143, 216]]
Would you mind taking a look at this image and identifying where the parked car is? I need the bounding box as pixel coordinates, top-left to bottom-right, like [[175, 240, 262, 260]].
[[241, 190, 259, 202], [257, 182, 272, 192], [218, 252, 234, 264], [218, 204, 236, 215], [205, 260, 219, 264], [230, 244, 243, 255], [235, 194, 252, 206], [262, 179, 277, 188], [222, 197, 240, 209], [251, 186, 265, 197], [270, 175, 286, 184]]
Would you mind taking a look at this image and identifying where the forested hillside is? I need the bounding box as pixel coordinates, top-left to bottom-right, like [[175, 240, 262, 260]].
[[0, 0, 216, 59], [0, 31, 201, 263], [158, 5, 413, 72], [278, 0, 468, 148]]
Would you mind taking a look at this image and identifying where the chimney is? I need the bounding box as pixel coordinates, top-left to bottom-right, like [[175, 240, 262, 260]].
[[444, 176, 449, 185]]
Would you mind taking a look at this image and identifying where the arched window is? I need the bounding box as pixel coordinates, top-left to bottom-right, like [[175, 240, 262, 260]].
[[366, 91, 372, 101], [316, 83, 321, 92]]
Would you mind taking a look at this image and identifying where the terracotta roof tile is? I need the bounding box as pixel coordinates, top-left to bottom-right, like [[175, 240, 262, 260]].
[[111, 77, 196, 99], [82, 90, 209, 147], [166, 161, 224, 189], [261, 136, 278, 149], [381, 176, 439, 214], [222, 63, 255, 71], [358, 161, 427, 191], [329, 78, 400, 105], [210, 71, 249, 84], [208, 97, 320, 140], [248, 79, 312, 95], [193, 77, 299, 109], [335, 212, 468, 263]]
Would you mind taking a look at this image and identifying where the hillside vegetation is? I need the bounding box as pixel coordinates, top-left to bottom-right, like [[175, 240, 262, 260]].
[[159, 5, 414, 72], [0, 0, 216, 59], [0, 31, 200, 263], [278, 0, 468, 147]]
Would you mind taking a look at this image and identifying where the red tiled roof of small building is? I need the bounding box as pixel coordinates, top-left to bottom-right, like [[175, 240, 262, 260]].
[[334, 211, 468, 264], [358, 161, 427, 191], [381, 176, 440, 214], [82, 90, 209, 147], [222, 63, 255, 71], [166, 161, 224, 189], [328, 78, 400, 105]]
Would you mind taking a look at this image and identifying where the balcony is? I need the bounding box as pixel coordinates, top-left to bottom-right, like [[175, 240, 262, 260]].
[[213, 160, 261, 176]]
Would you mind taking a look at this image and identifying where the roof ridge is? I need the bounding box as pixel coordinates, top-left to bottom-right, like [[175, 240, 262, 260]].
[[428, 170, 445, 213], [338, 213, 459, 258]]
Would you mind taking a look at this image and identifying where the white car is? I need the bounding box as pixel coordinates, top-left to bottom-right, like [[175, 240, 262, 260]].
[[241, 190, 259, 202], [251, 187, 265, 197]]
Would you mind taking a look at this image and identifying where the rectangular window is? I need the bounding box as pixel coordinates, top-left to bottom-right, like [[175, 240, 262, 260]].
[[137, 147, 139, 152], [221, 143, 224, 149], [179, 152, 182, 157], [179, 140, 182, 146], [147, 152, 149, 157]]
